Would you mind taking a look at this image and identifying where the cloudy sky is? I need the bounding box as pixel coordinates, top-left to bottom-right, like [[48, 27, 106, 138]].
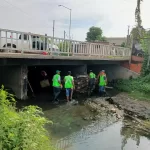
[[0, 0, 149, 40]]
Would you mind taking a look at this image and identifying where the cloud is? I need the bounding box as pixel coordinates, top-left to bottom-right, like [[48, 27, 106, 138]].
[[0, 0, 149, 41]]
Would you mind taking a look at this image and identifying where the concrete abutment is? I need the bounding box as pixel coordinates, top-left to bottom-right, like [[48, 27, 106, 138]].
[[0, 65, 28, 99]]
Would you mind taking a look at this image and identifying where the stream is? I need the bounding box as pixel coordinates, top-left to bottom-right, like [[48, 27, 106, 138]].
[[17, 92, 150, 150], [43, 99, 150, 150]]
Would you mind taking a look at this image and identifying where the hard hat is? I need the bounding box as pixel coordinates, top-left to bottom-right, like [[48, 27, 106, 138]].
[[56, 70, 61, 73]]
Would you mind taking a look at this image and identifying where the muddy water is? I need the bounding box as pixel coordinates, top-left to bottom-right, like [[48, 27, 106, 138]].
[[42, 102, 150, 150], [65, 121, 150, 150], [17, 93, 150, 150]]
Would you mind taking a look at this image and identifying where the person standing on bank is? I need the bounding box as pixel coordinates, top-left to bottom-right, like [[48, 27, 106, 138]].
[[52, 70, 62, 104], [64, 71, 75, 102]]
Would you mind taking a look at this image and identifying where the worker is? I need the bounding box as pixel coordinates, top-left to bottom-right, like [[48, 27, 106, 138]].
[[64, 71, 75, 102], [101, 70, 107, 83], [41, 70, 47, 78], [88, 70, 96, 92], [52, 70, 62, 104], [98, 70, 107, 96]]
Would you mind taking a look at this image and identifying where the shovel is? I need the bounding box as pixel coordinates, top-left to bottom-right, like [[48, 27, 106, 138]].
[[27, 79, 36, 98]]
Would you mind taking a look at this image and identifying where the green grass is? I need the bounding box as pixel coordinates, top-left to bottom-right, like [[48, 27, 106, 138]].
[[115, 75, 150, 101], [128, 91, 150, 101]]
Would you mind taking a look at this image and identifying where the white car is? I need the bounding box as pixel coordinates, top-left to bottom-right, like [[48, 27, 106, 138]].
[[0, 33, 60, 55]]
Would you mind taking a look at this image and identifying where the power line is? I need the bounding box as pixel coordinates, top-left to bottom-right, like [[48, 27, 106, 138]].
[[2, 0, 53, 30]]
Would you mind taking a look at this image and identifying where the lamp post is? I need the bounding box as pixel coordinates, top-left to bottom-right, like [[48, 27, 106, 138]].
[[58, 5, 72, 40]]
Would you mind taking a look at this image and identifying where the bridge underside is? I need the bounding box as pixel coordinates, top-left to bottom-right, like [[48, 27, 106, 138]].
[[0, 57, 127, 66], [0, 58, 138, 100]]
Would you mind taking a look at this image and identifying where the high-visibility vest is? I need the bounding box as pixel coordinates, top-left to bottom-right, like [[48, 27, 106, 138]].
[[89, 72, 96, 78], [99, 75, 106, 86], [64, 75, 73, 88], [52, 74, 61, 87]]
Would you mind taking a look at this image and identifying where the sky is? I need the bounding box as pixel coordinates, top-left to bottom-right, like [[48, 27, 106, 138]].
[[0, 0, 149, 41]]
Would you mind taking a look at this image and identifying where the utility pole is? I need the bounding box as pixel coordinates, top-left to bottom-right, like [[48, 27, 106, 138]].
[[128, 25, 130, 36], [53, 20, 55, 39], [64, 30, 66, 40], [127, 25, 130, 47], [58, 5, 72, 40]]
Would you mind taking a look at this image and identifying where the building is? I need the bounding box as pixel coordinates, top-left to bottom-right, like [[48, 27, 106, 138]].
[[106, 37, 127, 46]]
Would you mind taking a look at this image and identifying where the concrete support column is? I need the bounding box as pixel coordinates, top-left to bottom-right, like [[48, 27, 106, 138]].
[[0, 65, 28, 100]]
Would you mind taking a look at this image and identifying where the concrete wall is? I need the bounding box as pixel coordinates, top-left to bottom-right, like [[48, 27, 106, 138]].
[[105, 65, 139, 80], [0, 65, 28, 99]]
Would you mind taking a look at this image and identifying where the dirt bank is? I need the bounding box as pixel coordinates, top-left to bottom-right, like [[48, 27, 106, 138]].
[[106, 93, 150, 120]]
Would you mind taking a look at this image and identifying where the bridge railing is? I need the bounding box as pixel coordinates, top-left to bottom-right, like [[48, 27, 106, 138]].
[[0, 28, 131, 58]]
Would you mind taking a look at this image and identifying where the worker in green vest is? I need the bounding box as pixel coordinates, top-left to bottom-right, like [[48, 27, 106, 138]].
[[98, 70, 107, 96], [88, 70, 96, 92], [64, 71, 75, 102], [52, 70, 62, 104]]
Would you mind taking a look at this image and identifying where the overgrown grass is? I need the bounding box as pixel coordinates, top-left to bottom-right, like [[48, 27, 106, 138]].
[[0, 85, 56, 150], [115, 74, 150, 101]]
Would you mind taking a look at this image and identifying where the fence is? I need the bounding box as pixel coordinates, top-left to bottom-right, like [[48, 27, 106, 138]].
[[0, 28, 131, 59]]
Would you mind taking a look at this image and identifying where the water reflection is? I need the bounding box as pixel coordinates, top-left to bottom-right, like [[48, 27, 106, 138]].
[[56, 118, 150, 150], [120, 119, 150, 150]]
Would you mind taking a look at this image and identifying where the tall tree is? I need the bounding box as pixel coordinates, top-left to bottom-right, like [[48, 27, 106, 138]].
[[86, 26, 106, 42], [135, 0, 143, 37], [135, 0, 143, 27]]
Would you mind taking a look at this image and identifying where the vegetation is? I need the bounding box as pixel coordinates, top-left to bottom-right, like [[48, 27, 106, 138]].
[[0, 86, 56, 150], [115, 30, 150, 99], [121, 42, 126, 47], [114, 0, 150, 100], [58, 41, 70, 52], [86, 26, 106, 42]]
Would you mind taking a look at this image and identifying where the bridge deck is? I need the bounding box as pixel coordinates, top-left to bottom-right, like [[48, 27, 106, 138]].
[[0, 53, 130, 61], [0, 28, 131, 61]]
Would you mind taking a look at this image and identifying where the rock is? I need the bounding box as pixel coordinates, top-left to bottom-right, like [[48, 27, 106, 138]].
[[83, 117, 90, 120], [110, 108, 116, 113], [101, 104, 105, 107], [70, 100, 78, 105], [116, 114, 121, 119], [101, 107, 106, 111], [97, 110, 102, 113]]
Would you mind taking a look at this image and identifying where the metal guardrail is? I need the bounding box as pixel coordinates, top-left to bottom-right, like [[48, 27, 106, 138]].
[[0, 28, 131, 59]]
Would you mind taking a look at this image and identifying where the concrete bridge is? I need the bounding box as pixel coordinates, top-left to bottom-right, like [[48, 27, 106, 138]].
[[0, 29, 138, 100]]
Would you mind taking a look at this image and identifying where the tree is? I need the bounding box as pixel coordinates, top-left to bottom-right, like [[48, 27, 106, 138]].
[[121, 42, 126, 47], [135, 0, 143, 28], [86, 26, 106, 42]]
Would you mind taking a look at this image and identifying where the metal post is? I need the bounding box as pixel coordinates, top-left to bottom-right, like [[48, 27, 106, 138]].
[[64, 30, 66, 40], [58, 5, 72, 40], [53, 20, 55, 39], [69, 9, 72, 40]]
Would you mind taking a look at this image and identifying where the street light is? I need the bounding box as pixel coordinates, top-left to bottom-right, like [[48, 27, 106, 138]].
[[58, 5, 72, 40]]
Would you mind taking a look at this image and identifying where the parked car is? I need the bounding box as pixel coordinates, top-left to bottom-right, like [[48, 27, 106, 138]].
[[0, 32, 60, 55]]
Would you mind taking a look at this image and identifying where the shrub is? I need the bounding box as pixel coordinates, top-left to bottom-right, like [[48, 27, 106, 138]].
[[115, 75, 150, 94], [0, 85, 55, 150]]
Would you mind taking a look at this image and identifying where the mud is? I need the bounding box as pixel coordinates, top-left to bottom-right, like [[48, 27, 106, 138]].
[[107, 93, 150, 120]]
